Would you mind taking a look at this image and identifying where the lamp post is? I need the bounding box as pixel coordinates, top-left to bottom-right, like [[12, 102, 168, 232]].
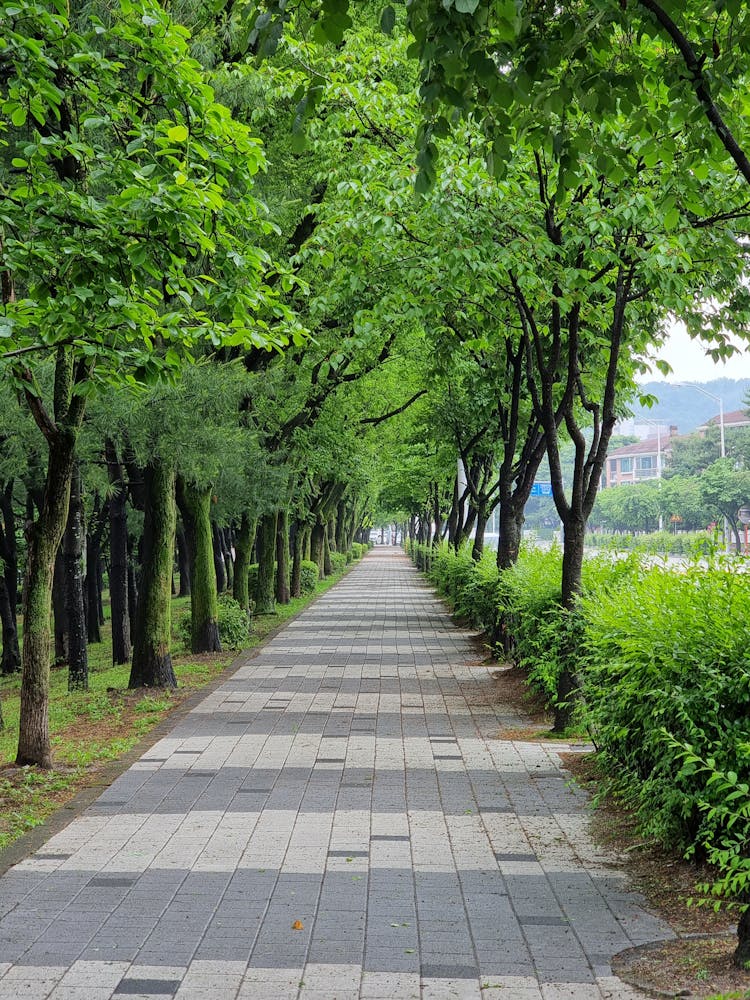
[[674, 382, 725, 458], [674, 382, 728, 549]]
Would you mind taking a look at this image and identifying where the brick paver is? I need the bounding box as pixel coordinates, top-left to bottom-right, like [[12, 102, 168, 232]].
[[0, 549, 671, 998]]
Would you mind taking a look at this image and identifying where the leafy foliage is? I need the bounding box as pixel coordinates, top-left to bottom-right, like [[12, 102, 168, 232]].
[[299, 559, 320, 594]]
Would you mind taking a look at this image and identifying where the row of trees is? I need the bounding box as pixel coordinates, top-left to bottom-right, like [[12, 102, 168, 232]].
[[3, 0, 750, 757]]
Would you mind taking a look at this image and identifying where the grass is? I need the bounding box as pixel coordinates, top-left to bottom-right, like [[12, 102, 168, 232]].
[[0, 559, 358, 852]]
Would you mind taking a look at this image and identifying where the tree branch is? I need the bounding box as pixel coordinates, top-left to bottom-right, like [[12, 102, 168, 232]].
[[358, 389, 428, 427], [637, 0, 750, 186]]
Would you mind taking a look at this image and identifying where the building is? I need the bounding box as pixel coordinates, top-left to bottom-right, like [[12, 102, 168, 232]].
[[604, 427, 678, 488], [697, 409, 750, 435]]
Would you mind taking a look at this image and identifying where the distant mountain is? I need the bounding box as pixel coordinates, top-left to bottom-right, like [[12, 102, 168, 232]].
[[627, 378, 750, 434]]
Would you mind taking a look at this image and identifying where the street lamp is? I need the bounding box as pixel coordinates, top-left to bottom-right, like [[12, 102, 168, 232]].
[[674, 382, 728, 550], [674, 382, 725, 458]]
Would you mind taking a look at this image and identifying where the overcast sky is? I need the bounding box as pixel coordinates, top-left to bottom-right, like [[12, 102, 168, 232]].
[[643, 322, 750, 384]]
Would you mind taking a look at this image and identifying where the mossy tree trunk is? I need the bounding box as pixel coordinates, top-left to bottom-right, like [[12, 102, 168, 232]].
[[129, 459, 177, 689], [233, 512, 256, 614], [52, 550, 67, 665], [255, 511, 277, 614], [310, 518, 325, 579], [177, 479, 220, 654], [290, 520, 307, 599], [64, 460, 88, 691], [335, 500, 346, 552], [324, 523, 333, 576], [0, 480, 20, 676], [275, 509, 290, 605], [106, 440, 131, 665], [17, 348, 87, 768]]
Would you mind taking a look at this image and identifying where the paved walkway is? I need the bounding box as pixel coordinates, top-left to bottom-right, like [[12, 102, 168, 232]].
[[0, 549, 671, 999]]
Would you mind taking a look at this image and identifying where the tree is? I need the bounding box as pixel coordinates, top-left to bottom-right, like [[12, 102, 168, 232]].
[[1, 0, 293, 767], [699, 459, 750, 552]]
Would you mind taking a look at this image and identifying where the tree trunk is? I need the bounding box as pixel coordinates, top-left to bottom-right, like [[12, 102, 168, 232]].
[[17, 427, 78, 769], [291, 521, 306, 598], [233, 512, 256, 614], [497, 503, 524, 570], [552, 514, 586, 733], [0, 576, 20, 675], [323, 524, 333, 577], [84, 492, 106, 645], [129, 460, 177, 689], [471, 498, 489, 562], [52, 550, 67, 665], [85, 540, 101, 644], [127, 546, 138, 647], [222, 526, 234, 591], [0, 481, 20, 675], [97, 556, 105, 625], [177, 480, 220, 654], [460, 504, 477, 549], [176, 523, 191, 596], [310, 518, 325, 579], [335, 500, 346, 552], [275, 509, 290, 605], [107, 442, 131, 665], [255, 512, 277, 614], [64, 462, 88, 691], [212, 521, 226, 594], [734, 899, 750, 969]]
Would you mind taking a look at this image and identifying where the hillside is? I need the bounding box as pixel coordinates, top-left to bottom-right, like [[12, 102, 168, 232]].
[[629, 378, 750, 434]]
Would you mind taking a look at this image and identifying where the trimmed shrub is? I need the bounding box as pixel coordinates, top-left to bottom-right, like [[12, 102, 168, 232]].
[[216, 593, 251, 649], [300, 559, 319, 594], [330, 551, 347, 573], [581, 559, 750, 854], [178, 593, 250, 651]]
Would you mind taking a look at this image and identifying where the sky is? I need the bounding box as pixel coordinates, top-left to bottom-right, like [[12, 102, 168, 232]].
[[643, 322, 750, 384]]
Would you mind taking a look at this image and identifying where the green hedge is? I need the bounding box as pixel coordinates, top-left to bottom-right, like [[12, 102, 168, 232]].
[[587, 529, 718, 557], [408, 541, 750, 914]]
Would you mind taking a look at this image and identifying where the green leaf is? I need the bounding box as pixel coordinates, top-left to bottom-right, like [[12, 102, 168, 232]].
[[167, 124, 189, 142], [380, 4, 396, 34], [454, 0, 480, 11], [11, 106, 27, 127]]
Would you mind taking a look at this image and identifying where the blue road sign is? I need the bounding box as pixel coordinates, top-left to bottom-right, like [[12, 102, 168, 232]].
[[530, 482, 553, 497]]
